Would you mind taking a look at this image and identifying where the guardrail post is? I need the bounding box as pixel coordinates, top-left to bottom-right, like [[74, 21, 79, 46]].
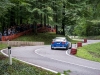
[[77, 42, 82, 47], [84, 39, 87, 43], [8, 46, 12, 65]]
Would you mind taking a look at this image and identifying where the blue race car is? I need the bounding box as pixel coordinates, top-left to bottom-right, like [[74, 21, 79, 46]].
[[51, 37, 71, 50]]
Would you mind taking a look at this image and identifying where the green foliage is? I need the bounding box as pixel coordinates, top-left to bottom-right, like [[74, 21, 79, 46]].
[[67, 0, 100, 36], [79, 35, 100, 40], [56, 70, 71, 75], [74, 20, 100, 36], [86, 20, 100, 36], [0, 43, 7, 50], [56, 72, 61, 75], [0, 0, 100, 36], [63, 70, 71, 75], [0, 0, 14, 16], [73, 17, 87, 36], [0, 59, 57, 75]]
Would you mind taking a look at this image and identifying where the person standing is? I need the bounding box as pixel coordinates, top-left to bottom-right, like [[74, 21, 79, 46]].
[[3, 29, 7, 41], [0, 31, 2, 41], [8, 28, 11, 35]]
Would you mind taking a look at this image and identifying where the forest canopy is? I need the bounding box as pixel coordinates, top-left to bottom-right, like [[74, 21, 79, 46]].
[[0, 0, 100, 36]]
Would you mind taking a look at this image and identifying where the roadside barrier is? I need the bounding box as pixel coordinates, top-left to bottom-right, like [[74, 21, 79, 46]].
[[0, 41, 44, 46], [70, 39, 88, 55], [1, 29, 32, 41], [70, 48, 77, 55], [77, 42, 82, 47], [70, 43, 77, 55], [84, 39, 87, 43]]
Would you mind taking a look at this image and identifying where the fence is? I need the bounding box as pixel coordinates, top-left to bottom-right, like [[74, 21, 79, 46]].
[[1, 29, 32, 41], [1, 27, 56, 41], [0, 41, 44, 46]]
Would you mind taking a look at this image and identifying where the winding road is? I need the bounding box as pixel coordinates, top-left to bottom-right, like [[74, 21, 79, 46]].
[[2, 40, 100, 75]]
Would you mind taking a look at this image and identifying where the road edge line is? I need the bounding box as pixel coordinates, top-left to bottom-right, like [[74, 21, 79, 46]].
[[1, 49, 64, 75]]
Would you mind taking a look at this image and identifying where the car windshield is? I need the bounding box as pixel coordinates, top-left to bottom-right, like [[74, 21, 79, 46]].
[[55, 37, 66, 39], [54, 38, 66, 42]]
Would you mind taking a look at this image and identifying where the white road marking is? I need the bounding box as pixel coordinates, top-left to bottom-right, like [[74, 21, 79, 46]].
[[35, 48, 100, 70], [1, 49, 64, 75], [1, 49, 8, 57], [66, 49, 100, 62], [66, 50, 100, 70]]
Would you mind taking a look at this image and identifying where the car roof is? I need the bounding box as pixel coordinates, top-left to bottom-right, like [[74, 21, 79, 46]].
[[53, 37, 67, 42], [54, 39, 66, 42], [55, 37, 66, 39]]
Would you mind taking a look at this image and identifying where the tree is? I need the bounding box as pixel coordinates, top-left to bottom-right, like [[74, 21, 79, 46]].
[[0, 0, 100, 36], [0, 0, 14, 32]]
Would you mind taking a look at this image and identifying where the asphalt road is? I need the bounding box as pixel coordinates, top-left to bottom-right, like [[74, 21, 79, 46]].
[[2, 40, 100, 75]]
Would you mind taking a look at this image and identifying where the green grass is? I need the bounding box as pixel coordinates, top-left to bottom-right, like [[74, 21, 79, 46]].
[[0, 59, 57, 75], [0, 43, 8, 60], [13, 32, 79, 44], [79, 35, 100, 40], [76, 42, 100, 62], [13, 32, 74, 44], [0, 43, 8, 50]]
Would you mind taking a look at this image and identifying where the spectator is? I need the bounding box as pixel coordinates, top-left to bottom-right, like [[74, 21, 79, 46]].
[[3, 29, 8, 41], [8, 28, 11, 35], [12, 27, 16, 34], [3, 29, 7, 36], [15, 26, 18, 32], [0, 31, 2, 41]]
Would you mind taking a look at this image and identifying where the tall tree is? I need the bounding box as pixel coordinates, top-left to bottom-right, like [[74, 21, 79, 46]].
[[0, 0, 14, 32]]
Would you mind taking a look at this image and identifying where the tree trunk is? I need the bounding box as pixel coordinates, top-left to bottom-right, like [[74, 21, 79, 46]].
[[40, 13, 43, 26], [20, 7, 23, 24], [44, 14, 46, 26], [33, 21, 37, 35], [10, 10, 15, 26], [62, 4, 65, 36]]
